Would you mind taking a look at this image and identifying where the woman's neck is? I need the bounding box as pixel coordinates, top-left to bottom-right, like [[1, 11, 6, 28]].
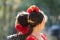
[[32, 26, 42, 40], [32, 25, 41, 36]]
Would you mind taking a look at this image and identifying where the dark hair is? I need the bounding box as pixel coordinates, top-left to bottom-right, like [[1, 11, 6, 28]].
[[8, 11, 44, 40]]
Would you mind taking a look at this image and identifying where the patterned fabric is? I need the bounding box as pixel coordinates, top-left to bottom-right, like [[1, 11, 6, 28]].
[[26, 33, 47, 40], [40, 33, 47, 40]]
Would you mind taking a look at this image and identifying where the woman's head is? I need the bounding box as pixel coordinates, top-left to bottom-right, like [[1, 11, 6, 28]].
[[15, 11, 30, 34], [28, 11, 44, 26], [27, 5, 48, 31]]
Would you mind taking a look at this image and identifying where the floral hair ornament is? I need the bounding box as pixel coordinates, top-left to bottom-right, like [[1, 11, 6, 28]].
[[16, 24, 29, 34], [15, 11, 29, 34], [27, 5, 40, 13]]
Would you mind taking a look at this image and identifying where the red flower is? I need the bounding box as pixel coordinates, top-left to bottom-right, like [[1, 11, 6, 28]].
[[27, 5, 40, 13], [15, 24, 29, 34]]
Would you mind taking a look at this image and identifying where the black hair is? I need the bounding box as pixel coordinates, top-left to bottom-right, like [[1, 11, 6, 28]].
[[18, 14, 28, 26], [29, 11, 44, 26], [8, 11, 44, 40]]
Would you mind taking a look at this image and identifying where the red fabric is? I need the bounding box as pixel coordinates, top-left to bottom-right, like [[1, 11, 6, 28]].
[[27, 5, 40, 13], [15, 24, 29, 34], [40, 33, 47, 40], [26, 34, 38, 40], [26, 33, 47, 40]]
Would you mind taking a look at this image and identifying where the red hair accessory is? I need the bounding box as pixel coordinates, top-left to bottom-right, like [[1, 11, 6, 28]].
[[15, 24, 29, 34], [27, 5, 40, 13]]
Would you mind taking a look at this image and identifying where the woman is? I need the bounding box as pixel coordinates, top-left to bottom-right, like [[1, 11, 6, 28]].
[[7, 5, 48, 40]]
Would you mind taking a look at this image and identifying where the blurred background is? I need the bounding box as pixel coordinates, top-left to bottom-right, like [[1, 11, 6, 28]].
[[0, 0, 60, 40]]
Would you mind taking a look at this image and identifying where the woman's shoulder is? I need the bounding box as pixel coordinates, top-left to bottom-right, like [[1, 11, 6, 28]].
[[26, 33, 47, 40], [26, 34, 38, 40]]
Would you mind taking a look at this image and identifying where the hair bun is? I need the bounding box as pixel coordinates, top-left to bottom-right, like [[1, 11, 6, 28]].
[[27, 5, 40, 13]]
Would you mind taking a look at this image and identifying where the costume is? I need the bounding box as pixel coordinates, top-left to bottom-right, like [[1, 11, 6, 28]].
[[26, 33, 47, 40]]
